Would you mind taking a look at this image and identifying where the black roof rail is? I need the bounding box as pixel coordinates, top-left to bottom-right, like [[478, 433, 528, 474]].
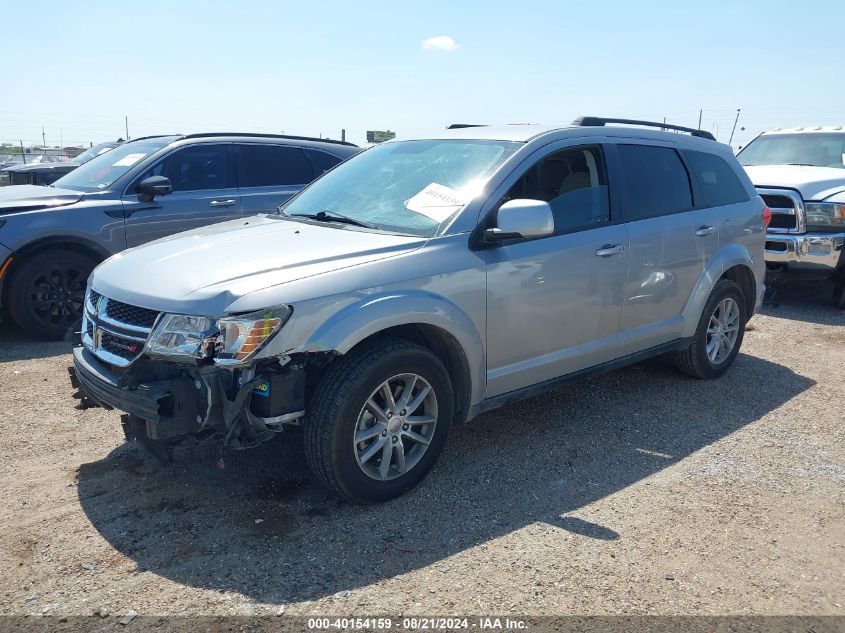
[[179, 132, 357, 147], [126, 134, 181, 143], [447, 124, 488, 129], [572, 116, 716, 141]]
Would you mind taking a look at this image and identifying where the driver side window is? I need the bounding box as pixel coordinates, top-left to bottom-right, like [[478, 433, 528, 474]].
[[503, 146, 610, 235], [132, 144, 233, 193]]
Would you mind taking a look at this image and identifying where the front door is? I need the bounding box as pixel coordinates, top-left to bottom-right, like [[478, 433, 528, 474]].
[[483, 145, 630, 397], [122, 143, 242, 248]]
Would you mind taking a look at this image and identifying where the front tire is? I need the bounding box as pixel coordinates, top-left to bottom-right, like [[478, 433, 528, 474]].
[[304, 338, 453, 503], [675, 279, 747, 379], [6, 249, 97, 340]]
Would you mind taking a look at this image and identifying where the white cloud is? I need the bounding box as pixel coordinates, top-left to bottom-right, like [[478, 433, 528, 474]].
[[421, 35, 460, 52]]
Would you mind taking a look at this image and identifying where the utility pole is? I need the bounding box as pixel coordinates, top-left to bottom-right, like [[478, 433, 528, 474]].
[[125, 116, 130, 140], [20, 140, 25, 164], [42, 126, 46, 147], [698, 109, 703, 129], [728, 108, 741, 146], [341, 128, 346, 142]]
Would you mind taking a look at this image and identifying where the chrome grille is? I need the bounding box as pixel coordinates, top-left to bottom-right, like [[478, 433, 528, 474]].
[[759, 189, 803, 233], [82, 289, 160, 367], [100, 331, 144, 361]]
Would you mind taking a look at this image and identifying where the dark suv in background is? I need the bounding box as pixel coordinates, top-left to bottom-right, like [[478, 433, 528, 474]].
[[1, 141, 123, 187], [0, 133, 359, 339]]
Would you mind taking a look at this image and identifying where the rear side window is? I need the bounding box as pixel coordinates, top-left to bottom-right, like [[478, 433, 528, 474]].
[[684, 150, 749, 207], [236, 144, 314, 188], [305, 149, 342, 176], [617, 145, 693, 221]]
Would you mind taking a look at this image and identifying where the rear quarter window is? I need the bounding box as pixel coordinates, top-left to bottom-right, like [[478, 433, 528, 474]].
[[305, 149, 343, 176], [684, 150, 749, 207]]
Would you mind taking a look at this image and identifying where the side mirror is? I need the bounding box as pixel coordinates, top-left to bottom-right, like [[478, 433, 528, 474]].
[[137, 175, 172, 202], [484, 199, 554, 243]]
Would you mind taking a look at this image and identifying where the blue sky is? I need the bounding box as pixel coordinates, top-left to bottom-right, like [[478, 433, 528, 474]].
[[2, 0, 843, 149]]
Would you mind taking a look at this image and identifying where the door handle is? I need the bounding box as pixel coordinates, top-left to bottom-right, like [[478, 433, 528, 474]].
[[595, 243, 625, 257], [209, 199, 237, 207], [695, 225, 716, 237]]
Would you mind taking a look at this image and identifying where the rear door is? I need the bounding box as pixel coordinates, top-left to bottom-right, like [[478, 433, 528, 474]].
[[608, 143, 720, 355], [235, 144, 317, 214], [122, 143, 241, 247]]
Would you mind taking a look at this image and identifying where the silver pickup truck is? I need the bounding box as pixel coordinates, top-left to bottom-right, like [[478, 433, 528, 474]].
[[738, 127, 845, 305], [70, 117, 766, 503]]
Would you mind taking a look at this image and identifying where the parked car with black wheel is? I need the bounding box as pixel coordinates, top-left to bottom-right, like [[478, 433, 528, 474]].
[[0, 154, 68, 186], [0, 133, 359, 339], [2, 141, 122, 187], [69, 117, 767, 503]]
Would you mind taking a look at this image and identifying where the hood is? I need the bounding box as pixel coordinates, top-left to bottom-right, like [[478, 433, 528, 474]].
[[5, 162, 76, 174], [743, 165, 845, 201], [0, 184, 84, 215], [91, 215, 426, 316]]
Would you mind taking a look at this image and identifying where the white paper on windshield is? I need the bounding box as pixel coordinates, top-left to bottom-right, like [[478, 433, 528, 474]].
[[112, 153, 147, 167], [405, 183, 469, 223]]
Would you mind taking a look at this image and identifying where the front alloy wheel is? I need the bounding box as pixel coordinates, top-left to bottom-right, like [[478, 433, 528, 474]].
[[354, 373, 438, 481], [305, 338, 453, 503]]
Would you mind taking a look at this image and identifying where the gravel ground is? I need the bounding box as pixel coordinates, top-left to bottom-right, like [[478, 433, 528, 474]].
[[0, 280, 842, 618]]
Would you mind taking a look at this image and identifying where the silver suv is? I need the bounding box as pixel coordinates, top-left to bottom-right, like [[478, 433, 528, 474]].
[[70, 117, 767, 503]]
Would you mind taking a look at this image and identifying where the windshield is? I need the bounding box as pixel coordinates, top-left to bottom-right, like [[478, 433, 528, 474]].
[[70, 143, 118, 165], [739, 133, 845, 169], [280, 139, 521, 236], [53, 139, 171, 191]]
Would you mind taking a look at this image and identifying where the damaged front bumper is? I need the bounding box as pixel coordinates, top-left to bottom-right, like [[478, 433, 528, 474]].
[[69, 344, 307, 449]]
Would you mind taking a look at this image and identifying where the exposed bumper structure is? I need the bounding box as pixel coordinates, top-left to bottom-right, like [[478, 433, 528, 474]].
[[70, 346, 206, 440], [764, 231, 844, 272]]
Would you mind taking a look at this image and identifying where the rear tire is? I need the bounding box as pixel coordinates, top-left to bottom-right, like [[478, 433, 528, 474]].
[[833, 275, 845, 309], [6, 249, 97, 340], [675, 279, 746, 379], [304, 338, 453, 503]]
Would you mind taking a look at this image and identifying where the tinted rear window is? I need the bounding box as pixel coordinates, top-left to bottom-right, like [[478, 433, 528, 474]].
[[237, 144, 314, 187], [617, 145, 693, 221], [685, 150, 749, 207]]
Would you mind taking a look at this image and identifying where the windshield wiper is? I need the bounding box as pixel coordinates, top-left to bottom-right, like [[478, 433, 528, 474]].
[[289, 210, 379, 230]]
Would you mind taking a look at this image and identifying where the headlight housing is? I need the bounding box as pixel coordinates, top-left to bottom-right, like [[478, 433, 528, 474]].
[[215, 306, 292, 365], [145, 305, 292, 365], [805, 202, 845, 227]]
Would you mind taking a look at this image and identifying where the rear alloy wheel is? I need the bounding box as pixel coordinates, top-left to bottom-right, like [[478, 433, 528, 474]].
[[675, 279, 746, 379], [7, 250, 96, 340], [305, 338, 453, 503]]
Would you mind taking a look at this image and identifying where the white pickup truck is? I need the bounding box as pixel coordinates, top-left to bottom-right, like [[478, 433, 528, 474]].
[[738, 127, 845, 306]]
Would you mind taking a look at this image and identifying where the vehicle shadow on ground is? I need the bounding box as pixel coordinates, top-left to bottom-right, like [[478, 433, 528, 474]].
[[76, 352, 814, 604], [758, 278, 844, 326], [0, 322, 73, 363]]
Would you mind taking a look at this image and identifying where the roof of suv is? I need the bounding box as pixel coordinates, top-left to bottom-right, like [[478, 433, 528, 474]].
[[762, 126, 845, 135], [123, 132, 359, 154], [398, 120, 722, 149]]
